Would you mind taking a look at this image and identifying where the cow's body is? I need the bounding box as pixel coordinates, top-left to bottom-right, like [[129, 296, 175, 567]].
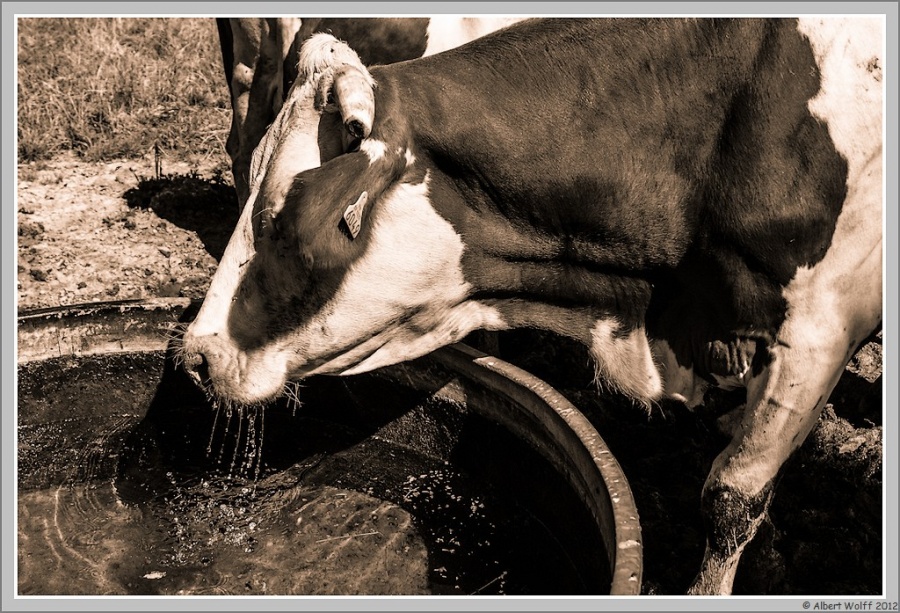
[[184, 18, 883, 594], [217, 17, 526, 205]]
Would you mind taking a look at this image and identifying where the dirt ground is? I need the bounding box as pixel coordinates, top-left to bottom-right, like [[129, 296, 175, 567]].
[[16, 153, 235, 310], [15, 154, 884, 596]]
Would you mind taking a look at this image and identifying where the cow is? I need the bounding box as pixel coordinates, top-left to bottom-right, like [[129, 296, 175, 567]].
[[182, 18, 884, 594], [216, 17, 526, 206]]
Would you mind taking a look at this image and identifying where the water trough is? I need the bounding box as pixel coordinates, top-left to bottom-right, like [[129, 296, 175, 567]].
[[17, 297, 642, 596]]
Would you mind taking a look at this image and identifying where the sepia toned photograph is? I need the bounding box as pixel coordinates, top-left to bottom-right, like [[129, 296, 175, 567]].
[[9, 6, 891, 607]]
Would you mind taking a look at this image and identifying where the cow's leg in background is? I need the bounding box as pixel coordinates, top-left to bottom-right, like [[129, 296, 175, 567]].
[[215, 19, 233, 98], [219, 18, 300, 208], [216, 19, 244, 205]]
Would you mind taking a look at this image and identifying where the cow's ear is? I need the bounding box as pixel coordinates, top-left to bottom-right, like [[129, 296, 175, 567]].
[[331, 64, 375, 140], [314, 64, 375, 148]]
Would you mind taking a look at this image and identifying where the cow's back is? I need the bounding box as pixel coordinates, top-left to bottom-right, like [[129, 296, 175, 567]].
[[372, 19, 823, 270]]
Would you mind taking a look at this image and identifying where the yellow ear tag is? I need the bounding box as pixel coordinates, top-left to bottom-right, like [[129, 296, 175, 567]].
[[342, 191, 368, 239]]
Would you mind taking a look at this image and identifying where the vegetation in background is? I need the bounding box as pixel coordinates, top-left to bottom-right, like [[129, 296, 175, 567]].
[[17, 18, 231, 164]]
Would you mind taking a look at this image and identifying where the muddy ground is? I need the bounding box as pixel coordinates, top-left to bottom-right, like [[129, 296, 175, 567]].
[[16, 154, 884, 596]]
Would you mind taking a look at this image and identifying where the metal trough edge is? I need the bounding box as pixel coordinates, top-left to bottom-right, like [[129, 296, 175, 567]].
[[430, 343, 642, 595]]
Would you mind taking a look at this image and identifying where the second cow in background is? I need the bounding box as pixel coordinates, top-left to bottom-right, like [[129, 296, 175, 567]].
[[217, 17, 526, 206]]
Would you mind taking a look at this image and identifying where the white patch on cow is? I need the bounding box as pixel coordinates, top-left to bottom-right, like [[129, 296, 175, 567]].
[[299, 173, 508, 377], [423, 17, 531, 56], [404, 148, 416, 167], [651, 339, 708, 408], [247, 111, 287, 196], [589, 321, 662, 406], [187, 199, 256, 341], [232, 63, 254, 94], [359, 139, 387, 163], [798, 17, 884, 184]]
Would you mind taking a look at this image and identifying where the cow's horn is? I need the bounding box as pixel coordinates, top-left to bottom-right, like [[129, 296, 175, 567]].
[[330, 64, 375, 140]]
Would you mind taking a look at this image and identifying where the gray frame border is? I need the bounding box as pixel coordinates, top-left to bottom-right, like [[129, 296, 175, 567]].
[[4, 2, 897, 612]]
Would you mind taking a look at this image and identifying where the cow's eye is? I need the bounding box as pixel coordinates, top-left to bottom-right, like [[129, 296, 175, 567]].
[[271, 216, 283, 240]]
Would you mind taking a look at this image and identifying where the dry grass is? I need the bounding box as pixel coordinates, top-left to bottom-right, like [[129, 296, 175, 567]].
[[17, 17, 230, 164]]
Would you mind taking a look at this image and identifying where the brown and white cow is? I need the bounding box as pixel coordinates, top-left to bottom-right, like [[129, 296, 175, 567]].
[[217, 17, 526, 205], [184, 18, 884, 594]]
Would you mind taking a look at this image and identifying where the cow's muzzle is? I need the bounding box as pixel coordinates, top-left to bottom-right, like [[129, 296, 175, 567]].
[[180, 331, 286, 406]]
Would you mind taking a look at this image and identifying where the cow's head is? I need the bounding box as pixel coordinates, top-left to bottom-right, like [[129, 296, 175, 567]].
[[181, 34, 507, 406], [183, 31, 669, 410]]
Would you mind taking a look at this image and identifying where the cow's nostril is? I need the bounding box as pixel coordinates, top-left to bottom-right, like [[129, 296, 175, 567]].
[[183, 350, 211, 385]]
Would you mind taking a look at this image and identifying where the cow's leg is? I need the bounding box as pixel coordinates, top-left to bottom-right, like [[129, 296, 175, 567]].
[[225, 19, 300, 209], [688, 168, 881, 594], [215, 19, 244, 208], [688, 336, 852, 594], [215, 19, 234, 96], [225, 18, 262, 207]]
